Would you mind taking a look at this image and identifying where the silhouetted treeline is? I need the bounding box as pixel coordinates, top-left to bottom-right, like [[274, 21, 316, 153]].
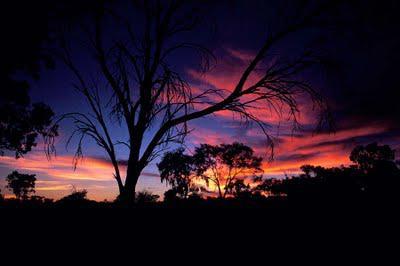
[[267, 143, 400, 203], [1, 142, 398, 209]]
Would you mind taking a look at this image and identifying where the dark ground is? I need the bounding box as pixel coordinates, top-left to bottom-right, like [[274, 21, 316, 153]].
[[1, 200, 398, 264]]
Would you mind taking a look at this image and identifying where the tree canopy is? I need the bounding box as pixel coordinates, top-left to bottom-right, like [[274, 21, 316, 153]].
[[350, 142, 396, 172], [193, 143, 263, 198], [158, 148, 197, 199], [0, 100, 58, 158], [158, 142, 263, 199], [5, 171, 37, 200]]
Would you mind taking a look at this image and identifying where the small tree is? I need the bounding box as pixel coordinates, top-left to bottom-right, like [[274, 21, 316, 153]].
[[158, 148, 197, 199], [193, 142, 263, 198], [5, 171, 36, 200]]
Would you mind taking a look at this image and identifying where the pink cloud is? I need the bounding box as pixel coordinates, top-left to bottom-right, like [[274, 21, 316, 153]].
[[185, 120, 389, 178]]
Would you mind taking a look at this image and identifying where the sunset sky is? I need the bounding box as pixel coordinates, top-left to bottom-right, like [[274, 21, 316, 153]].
[[1, 0, 399, 201]]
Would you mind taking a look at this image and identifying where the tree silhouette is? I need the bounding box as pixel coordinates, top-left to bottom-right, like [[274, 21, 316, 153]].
[[350, 142, 396, 172], [1, 7, 59, 158], [5, 171, 37, 200], [350, 143, 400, 197], [58, 0, 333, 203], [158, 148, 197, 199], [193, 142, 263, 198], [0, 100, 58, 158]]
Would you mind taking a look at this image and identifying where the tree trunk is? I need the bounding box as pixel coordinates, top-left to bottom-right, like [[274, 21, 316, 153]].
[[217, 184, 223, 199], [119, 160, 141, 204], [119, 186, 136, 204]]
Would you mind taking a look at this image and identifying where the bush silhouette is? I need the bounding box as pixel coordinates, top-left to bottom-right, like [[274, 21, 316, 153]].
[[135, 190, 160, 204], [56, 188, 93, 207]]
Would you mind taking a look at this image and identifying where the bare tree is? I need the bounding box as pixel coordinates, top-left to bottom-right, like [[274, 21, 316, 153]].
[[55, 0, 333, 203]]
